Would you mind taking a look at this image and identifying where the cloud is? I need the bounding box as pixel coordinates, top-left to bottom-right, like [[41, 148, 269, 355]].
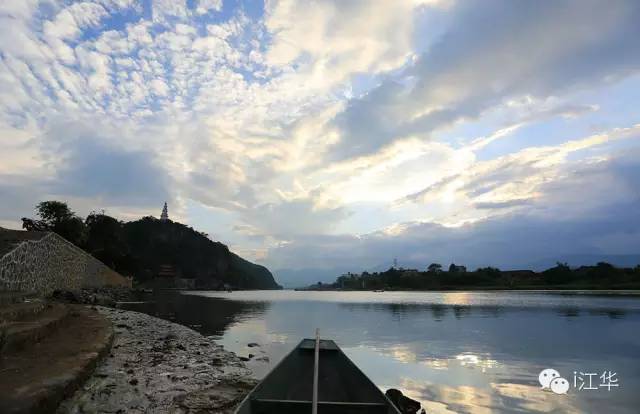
[[0, 0, 639, 274], [397, 123, 640, 218], [328, 0, 640, 161], [152, 0, 189, 23], [196, 0, 223, 15], [240, 195, 351, 238], [266, 151, 640, 273], [264, 0, 444, 89], [0, 174, 51, 227]]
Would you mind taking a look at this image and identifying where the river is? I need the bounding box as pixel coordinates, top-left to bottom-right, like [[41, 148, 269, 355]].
[[121, 290, 640, 413]]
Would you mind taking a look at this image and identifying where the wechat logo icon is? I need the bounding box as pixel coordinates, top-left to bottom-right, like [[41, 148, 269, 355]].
[[539, 368, 569, 394]]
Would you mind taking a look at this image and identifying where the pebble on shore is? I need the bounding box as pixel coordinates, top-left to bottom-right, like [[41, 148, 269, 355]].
[[58, 307, 257, 413]]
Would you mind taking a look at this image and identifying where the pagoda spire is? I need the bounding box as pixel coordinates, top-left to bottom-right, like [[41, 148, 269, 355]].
[[160, 202, 169, 221]]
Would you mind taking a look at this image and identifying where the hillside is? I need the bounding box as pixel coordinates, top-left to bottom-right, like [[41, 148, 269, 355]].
[[118, 217, 279, 289], [19, 201, 279, 290], [79, 212, 280, 289]]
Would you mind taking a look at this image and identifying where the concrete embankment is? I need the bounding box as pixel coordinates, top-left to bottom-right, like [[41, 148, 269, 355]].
[[0, 301, 114, 413], [58, 306, 256, 413]]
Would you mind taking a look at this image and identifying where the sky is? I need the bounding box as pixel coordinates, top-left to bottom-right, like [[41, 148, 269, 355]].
[[1, 0, 639, 285]]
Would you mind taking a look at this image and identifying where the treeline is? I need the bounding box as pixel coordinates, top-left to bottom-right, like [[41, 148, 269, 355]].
[[21, 201, 279, 289], [327, 262, 640, 291]]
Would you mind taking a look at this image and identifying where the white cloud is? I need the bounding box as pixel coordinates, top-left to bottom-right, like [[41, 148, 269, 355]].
[[196, 0, 223, 15], [150, 78, 169, 96], [401, 125, 640, 216], [264, 0, 436, 89], [152, 0, 188, 23]]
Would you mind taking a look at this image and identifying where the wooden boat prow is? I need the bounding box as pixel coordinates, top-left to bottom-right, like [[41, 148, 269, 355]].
[[235, 336, 401, 414]]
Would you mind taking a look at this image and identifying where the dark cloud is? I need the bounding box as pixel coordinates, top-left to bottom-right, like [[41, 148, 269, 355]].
[[266, 151, 640, 274], [53, 138, 171, 206], [0, 174, 50, 226], [241, 197, 351, 238], [329, 0, 640, 161], [268, 205, 640, 276], [473, 199, 532, 210], [0, 120, 173, 225]]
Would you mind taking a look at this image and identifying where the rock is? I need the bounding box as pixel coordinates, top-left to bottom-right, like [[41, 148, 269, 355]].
[[385, 389, 421, 414], [57, 307, 253, 413], [173, 378, 257, 411], [50, 289, 80, 303], [239, 357, 250, 361], [247, 342, 260, 347], [91, 294, 116, 307], [248, 354, 254, 359]]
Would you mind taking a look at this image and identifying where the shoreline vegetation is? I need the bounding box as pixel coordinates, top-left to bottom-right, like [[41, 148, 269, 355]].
[[299, 262, 640, 291]]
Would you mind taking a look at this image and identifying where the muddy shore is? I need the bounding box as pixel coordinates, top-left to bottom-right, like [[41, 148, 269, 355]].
[[58, 306, 256, 413]]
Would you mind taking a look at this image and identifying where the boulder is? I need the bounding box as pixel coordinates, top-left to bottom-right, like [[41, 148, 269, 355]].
[[50, 289, 80, 303]]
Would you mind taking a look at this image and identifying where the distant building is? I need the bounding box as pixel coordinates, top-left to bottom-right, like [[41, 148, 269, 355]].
[[152, 264, 177, 288], [449, 264, 467, 273], [157, 264, 176, 278], [160, 202, 169, 221]]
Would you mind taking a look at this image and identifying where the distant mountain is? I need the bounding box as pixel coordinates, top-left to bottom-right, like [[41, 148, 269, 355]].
[[273, 267, 350, 288]]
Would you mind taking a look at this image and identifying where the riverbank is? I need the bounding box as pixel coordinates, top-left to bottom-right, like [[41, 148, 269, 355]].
[[58, 306, 256, 413]]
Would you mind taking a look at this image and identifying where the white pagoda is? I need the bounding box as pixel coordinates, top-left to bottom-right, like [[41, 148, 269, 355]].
[[160, 202, 169, 221]]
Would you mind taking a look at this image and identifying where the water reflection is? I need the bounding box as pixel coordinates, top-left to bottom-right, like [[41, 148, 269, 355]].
[[340, 301, 630, 321], [401, 379, 584, 414], [123, 290, 640, 413], [120, 291, 269, 337]]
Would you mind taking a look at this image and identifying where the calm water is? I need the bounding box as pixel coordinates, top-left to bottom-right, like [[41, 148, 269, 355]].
[[122, 290, 640, 413]]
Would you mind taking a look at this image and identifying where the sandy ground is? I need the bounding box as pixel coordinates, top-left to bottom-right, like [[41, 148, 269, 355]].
[[58, 307, 256, 413]]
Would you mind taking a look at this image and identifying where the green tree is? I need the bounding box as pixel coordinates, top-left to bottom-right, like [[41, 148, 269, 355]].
[[542, 262, 572, 284], [84, 212, 131, 271], [23, 201, 86, 246], [428, 263, 442, 273], [36, 201, 75, 227]]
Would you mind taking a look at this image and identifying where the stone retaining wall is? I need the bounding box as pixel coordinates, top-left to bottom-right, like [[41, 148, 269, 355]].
[[0, 231, 131, 296]]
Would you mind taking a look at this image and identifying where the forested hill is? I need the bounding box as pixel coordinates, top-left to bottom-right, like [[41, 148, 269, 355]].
[[21, 201, 280, 290], [117, 217, 280, 289]]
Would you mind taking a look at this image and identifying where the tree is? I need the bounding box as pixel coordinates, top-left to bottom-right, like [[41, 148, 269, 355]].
[[84, 212, 131, 271], [35, 201, 75, 227], [596, 262, 614, 270], [428, 263, 442, 273], [21, 217, 47, 231], [476, 267, 501, 277], [22, 201, 86, 246], [542, 262, 572, 284], [449, 263, 467, 273]]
